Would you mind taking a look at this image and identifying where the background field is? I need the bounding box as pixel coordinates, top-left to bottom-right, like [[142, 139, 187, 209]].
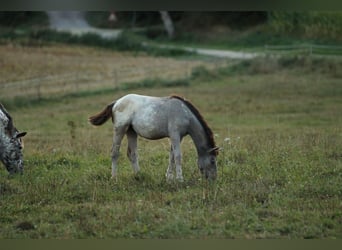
[[1, 43, 342, 238], [0, 44, 226, 99]]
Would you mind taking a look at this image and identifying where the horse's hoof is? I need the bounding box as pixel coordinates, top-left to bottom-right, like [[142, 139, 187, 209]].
[[165, 173, 174, 183], [176, 177, 184, 183], [166, 178, 173, 184]]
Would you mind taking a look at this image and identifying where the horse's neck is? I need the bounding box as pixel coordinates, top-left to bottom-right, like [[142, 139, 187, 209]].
[[0, 132, 8, 160], [188, 116, 210, 155], [0, 121, 11, 153], [0, 111, 15, 162]]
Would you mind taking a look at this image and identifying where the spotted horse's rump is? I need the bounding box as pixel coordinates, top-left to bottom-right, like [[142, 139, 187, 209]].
[[0, 103, 27, 174]]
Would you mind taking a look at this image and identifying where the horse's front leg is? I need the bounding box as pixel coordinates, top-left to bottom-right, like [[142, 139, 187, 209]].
[[166, 145, 175, 182], [111, 127, 126, 180], [169, 136, 183, 182]]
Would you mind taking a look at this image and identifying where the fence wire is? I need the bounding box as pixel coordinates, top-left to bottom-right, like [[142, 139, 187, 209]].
[[265, 44, 342, 56]]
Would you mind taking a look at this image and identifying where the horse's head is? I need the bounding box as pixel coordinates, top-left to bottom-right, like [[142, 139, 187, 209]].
[[0, 104, 27, 174], [1, 130, 27, 174], [198, 147, 219, 180]]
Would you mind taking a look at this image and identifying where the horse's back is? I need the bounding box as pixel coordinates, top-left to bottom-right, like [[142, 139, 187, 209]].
[[113, 94, 190, 139], [113, 94, 162, 116]]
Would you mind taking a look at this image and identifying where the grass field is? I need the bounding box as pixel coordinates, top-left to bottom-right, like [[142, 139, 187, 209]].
[[0, 44, 226, 99], [0, 45, 341, 238]]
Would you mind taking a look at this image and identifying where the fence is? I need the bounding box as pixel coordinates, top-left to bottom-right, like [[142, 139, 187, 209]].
[[264, 44, 342, 56], [0, 60, 226, 100]]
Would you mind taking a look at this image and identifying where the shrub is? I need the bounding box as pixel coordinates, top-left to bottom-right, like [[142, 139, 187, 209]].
[[268, 11, 342, 42]]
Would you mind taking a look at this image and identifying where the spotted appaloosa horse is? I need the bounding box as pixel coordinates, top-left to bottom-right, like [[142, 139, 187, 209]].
[[89, 94, 219, 182], [0, 103, 27, 174]]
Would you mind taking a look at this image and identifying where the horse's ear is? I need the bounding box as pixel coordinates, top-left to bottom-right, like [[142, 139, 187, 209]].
[[208, 146, 221, 154], [16, 132, 27, 138]]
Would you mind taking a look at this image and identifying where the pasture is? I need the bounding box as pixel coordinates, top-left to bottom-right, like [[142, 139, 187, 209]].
[[0, 44, 341, 238]]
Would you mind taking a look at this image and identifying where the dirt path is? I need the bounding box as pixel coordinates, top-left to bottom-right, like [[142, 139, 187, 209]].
[[142, 43, 259, 59], [46, 11, 121, 39], [46, 11, 259, 59], [187, 47, 258, 59]]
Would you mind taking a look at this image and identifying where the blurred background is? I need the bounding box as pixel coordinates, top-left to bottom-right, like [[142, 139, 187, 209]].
[[1, 11, 341, 100], [0, 11, 341, 46]]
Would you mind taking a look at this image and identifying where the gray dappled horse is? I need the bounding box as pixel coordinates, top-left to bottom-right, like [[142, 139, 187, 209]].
[[0, 103, 27, 174], [89, 94, 219, 182]]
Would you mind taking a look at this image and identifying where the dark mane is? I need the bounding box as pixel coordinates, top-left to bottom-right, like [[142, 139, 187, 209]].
[[0, 103, 12, 121], [0, 103, 15, 135], [170, 95, 217, 155]]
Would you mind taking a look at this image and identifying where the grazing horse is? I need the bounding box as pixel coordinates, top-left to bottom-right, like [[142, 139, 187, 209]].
[[89, 94, 219, 181], [0, 103, 27, 174]]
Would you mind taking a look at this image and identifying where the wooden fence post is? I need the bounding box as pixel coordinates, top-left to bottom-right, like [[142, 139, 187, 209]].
[[36, 81, 41, 100]]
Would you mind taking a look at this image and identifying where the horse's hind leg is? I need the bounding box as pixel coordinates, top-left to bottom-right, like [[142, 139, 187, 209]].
[[111, 126, 126, 179], [126, 127, 140, 174]]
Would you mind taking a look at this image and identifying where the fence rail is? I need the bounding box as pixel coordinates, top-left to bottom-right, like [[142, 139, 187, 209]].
[[264, 44, 342, 56]]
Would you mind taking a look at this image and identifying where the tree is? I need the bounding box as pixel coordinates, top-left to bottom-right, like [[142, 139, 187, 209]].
[[159, 11, 174, 39]]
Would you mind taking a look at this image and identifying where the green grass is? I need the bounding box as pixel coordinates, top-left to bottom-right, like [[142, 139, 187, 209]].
[[0, 55, 341, 238]]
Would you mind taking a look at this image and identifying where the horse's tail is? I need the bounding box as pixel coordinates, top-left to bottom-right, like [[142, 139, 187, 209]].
[[89, 102, 115, 126]]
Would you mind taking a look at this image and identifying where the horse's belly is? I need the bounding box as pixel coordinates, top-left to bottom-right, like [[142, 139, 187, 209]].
[[131, 110, 169, 139], [132, 120, 168, 140]]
